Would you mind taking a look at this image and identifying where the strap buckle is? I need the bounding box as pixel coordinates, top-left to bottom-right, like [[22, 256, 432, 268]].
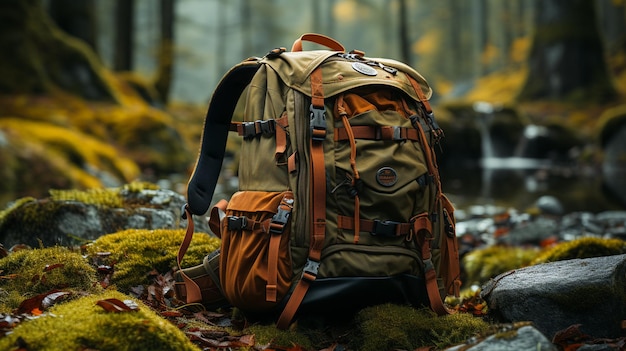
[[371, 220, 401, 237], [309, 104, 326, 141], [270, 208, 290, 234], [302, 259, 320, 281], [227, 216, 248, 231]]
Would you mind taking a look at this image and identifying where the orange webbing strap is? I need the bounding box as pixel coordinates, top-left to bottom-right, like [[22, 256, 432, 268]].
[[336, 94, 361, 243], [177, 205, 203, 303], [441, 194, 461, 297], [291, 33, 345, 52], [266, 192, 294, 303], [276, 67, 327, 330], [208, 199, 228, 239], [413, 213, 453, 316], [334, 125, 419, 141], [337, 215, 412, 236], [408, 76, 459, 313]]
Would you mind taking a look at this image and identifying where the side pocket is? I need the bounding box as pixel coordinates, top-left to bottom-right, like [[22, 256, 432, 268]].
[[219, 191, 294, 312], [174, 249, 226, 309]]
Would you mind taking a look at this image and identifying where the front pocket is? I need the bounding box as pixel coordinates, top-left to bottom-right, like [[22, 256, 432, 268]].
[[219, 191, 294, 312], [319, 243, 423, 278]]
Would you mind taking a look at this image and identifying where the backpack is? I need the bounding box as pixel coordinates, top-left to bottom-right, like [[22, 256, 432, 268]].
[[175, 33, 461, 329]]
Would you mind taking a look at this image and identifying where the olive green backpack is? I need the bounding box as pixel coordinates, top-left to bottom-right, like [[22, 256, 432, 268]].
[[175, 33, 461, 329]]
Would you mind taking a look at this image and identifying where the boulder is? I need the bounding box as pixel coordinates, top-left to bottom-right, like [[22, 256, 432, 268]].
[[481, 254, 626, 339], [0, 187, 210, 247], [445, 324, 557, 351]]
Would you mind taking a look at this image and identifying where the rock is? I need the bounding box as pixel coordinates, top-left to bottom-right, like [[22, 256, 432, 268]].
[[0, 187, 210, 247], [535, 195, 564, 216], [445, 324, 557, 351], [481, 254, 626, 339]]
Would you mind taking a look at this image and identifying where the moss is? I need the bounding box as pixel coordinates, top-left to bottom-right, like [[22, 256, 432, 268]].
[[49, 188, 123, 208], [352, 304, 490, 351], [463, 245, 540, 285], [0, 197, 37, 223], [0, 246, 101, 311], [86, 229, 220, 291], [0, 290, 199, 351], [0, 118, 140, 187], [532, 237, 626, 265], [245, 324, 313, 350], [597, 104, 626, 147]]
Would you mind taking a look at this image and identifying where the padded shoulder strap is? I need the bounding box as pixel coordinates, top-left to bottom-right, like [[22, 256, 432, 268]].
[[186, 60, 261, 215]]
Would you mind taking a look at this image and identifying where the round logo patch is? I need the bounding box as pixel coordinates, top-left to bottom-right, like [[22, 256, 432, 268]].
[[376, 167, 398, 187], [351, 62, 377, 76]]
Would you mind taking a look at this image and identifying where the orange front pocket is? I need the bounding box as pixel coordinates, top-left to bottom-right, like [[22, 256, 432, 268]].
[[219, 191, 294, 312]]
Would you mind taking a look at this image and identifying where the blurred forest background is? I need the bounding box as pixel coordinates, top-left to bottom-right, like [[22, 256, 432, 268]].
[[0, 0, 625, 213]]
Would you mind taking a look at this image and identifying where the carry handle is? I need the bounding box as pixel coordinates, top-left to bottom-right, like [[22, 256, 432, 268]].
[[291, 33, 345, 52]]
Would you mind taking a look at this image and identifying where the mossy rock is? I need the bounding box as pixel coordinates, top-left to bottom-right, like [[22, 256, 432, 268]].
[[0, 246, 101, 312], [0, 183, 209, 247], [463, 245, 540, 285], [86, 229, 220, 291], [0, 290, 199, 351], [532, 237, 626, 265]]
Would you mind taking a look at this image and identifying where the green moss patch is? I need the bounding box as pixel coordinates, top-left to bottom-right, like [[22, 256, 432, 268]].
[[463, 245, 539, 285], [0, 246, 101, 311], [86, 229, 220, 291], [0, 290, 199, 351], [532, 237, 626, 265], [352, 304, 490, 351]]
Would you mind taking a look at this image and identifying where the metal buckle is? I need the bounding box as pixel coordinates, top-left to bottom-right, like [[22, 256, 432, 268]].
[[309, 104, 326, 141], [371, 220, 401, 237], [392, 126, 403, 141], [227, 216, 248, 231]]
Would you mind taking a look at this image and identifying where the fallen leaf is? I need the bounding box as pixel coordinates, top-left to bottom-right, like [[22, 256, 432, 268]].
[[44, 263, 65, 272], [16, 289, 68, 315], [95, 298, 139, 313]]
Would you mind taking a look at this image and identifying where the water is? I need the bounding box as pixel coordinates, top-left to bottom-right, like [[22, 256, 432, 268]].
[[440, 102, 625, 214]]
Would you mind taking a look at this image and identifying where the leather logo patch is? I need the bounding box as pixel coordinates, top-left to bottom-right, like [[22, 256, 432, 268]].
[[352, 62, 377, 76], [376, 167, 398, 187]]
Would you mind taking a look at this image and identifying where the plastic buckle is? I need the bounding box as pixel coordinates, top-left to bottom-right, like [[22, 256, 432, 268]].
[[309, 104, 326, 141], [423, 258, 435, 272], [227, 216, 247, 231], [269, 208, 290, 234], [259, 120, 275, 135], [302, 259, 320, 281], [242, 122, 257, 139], [371, 220, 401, 237], [383, 65, 398, 75]]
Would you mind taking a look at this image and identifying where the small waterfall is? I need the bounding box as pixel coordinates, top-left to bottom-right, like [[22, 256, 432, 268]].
[[473, 102, 552, 170]]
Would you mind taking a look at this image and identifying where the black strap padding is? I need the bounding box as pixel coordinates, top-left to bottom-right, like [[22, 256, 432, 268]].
[[187, 62, 261, 215]]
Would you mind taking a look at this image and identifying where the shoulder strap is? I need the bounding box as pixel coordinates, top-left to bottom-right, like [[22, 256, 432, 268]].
[[186, 60, 261, 215]]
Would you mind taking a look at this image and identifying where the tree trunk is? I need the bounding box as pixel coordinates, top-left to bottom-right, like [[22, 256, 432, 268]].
[[398, 0, 410, 65], [47, 0, 98, 52], [114, 0, 134, 71], [517, 0, 617, 102], [154, 0, 174, 104], [0, 0, 116, 101]]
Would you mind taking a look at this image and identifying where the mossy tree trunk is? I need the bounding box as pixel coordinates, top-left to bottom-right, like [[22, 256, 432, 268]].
[[0, 0, 117, 102], [47, 0, 98, 53], [517, 0, 618, 103]]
